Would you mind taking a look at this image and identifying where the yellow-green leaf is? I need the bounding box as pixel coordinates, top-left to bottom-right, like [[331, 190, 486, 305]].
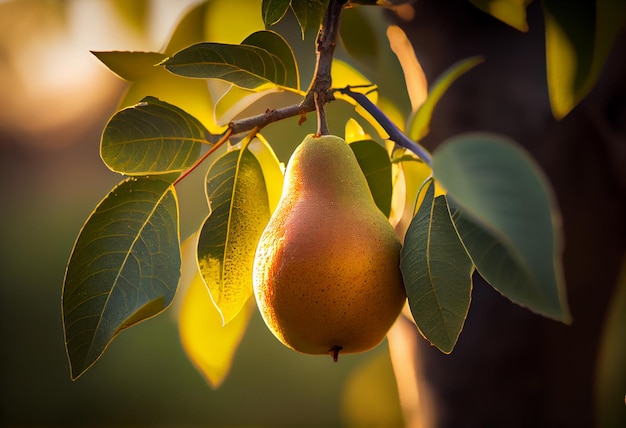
[[469, 0, 533, 32], [543, 0, 626, 119], [247, 135, 284, 212], [197, 145, 271, 324], [407, 56, 482, 142], [386, 25, 427, 111], [389, 148, 431, 241], [179, 274, 254, 388]]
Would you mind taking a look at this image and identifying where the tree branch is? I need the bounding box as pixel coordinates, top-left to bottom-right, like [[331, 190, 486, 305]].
[[305, 0, 347, 136], [229, 0, 347, 137], [337, 87, 433, 165]]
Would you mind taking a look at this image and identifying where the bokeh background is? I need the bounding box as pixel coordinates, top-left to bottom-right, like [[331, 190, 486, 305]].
[[0, 1, 404, 426]]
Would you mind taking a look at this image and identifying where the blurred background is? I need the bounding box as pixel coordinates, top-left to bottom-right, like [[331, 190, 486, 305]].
[[0, 1, 403, 426], [2, 1, 625, 427]]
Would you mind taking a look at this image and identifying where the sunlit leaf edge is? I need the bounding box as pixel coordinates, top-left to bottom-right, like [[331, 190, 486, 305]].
[[101, 96, 209, 175]]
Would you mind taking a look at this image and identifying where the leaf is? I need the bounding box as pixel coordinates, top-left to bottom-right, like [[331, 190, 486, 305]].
[[290, 0, 329, 37], [215, 86, 286, 126], [469, 0, 533, 32], [242, 30, 300, 90], [93, 50, 221, 134], [344, 117, 371, 143], [386, 25, 427, 111], [332, 60, 392, 139], [101, 97, 208, 175], [543, 0, 626, 119], [407, 56, 483, 142], [349, 139, 393, 217], [177, 234, 253, 389], [162, 30, 299, 91], [340, 7, 379, 66], [198, 145, 271, 324], [432, 133, 570, 321], [400, 180, 474, 353], [92, 51, 167, 82], [62, 174, 180, 379], [247, 135, 285, 212], [203, 0, 265, 44], [262, 0, 291, 26]]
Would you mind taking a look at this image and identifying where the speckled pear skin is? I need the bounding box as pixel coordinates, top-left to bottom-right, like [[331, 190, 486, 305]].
[[253, 134, 406, 360]]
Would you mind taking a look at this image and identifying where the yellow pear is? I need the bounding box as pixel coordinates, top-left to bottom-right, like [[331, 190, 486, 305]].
[[253, 134, 406, 361]]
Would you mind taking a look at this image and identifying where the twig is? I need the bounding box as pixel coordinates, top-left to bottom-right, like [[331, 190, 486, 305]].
[[229, 0, 347, 137], [174, 128, 232, 186], [229, 104, 314, 135], [337, 87, 433, 165]]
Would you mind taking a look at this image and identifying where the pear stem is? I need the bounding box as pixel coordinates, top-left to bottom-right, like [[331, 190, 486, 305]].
[[314, 92, 329, 135]]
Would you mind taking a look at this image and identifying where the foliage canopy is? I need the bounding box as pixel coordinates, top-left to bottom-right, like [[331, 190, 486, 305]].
[[62, 0, 624, 383]]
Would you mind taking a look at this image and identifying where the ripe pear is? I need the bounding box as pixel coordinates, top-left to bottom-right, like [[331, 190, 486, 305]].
[[253, 134, 406, 361]]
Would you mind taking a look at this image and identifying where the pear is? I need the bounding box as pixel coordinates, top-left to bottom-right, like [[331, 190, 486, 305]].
[[253, 134, 406, 361]]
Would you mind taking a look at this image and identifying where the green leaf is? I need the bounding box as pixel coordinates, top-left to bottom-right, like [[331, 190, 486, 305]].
[[340, 7, 379, 66], [407, 56, 482, 142], [349, 140, 392, 217], [101, 97, 208, 175], [290, 0, 329, 37], [162, 30, 299, 90], [262, 0, 291, 26], [62, 174, 180, 379], [469, 0, 533, 32], [432, 133, 570, 321], [400, 180, 474, 353], [197, 146, 272, 324], [543, 0, 626, 119], [242, 30, 300, 90]]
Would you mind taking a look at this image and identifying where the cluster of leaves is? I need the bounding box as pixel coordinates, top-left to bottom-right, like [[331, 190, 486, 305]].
[[63, 0, 621, 385]]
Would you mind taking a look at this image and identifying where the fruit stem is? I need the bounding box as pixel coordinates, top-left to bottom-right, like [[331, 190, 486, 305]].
[[314, 91, 329, 135], [329, 345, 342, 362]]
